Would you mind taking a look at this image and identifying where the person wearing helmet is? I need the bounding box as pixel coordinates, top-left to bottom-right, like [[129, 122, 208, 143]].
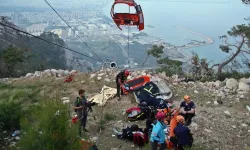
[[172, 95, 195, 126], [150, 111, 167, 150], [116, 69, 130, 100], [173, 115, 193, 150]]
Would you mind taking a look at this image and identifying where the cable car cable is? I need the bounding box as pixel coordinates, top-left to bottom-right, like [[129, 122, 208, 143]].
[[44, 0, 104, 63], [0, 22, 103, 63]]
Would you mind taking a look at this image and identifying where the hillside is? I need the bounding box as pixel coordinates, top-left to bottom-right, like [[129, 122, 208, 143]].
[[0, 69, 250, 150]]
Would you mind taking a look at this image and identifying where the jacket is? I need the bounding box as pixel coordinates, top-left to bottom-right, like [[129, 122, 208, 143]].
[[174, 123, 192, 146], [150, 120, 167, 144]]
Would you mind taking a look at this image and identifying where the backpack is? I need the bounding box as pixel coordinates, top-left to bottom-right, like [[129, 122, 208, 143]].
[[74, 97, 82, 112], [133, 131, 146, 147]]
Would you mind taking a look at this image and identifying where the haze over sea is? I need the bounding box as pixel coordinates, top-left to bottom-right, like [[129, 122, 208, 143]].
[[103, 0, 250, 63]]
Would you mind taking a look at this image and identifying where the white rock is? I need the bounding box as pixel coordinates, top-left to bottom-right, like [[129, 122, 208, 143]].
[[81, 81, 85, 84], [34, 71, 41, 77], [246, 105, 250, 112], [214, 80, 222, 88], [224, 111, 230, 115], [146, 74, 151, 78], [15, 136, 20, 140], [51, 69, 58, 75], [206, 101, 211, 104], [98, 73, 105, 77], [204, 129, 212, 133], [105, 78, 111, 82], [61, 97, 70, 101], [194, 90, 199, 94], [127, 75, 132, 80], [90, 74, 96, 79], [25, 73, 33, 78], [239, 78, 248, 83], [240, 95, 245, 98], [97, 77, 102, 80], [190, 122, 198, 130], [63, 100, 70, 104], [242, 123, 248, 127], [44, 69, 52, 76], [141, 72, 147, 76], [226, 78, 238, 90], [238, 82, 249, 92], [57, 69, 64, 75], [188, 81, 194, 84], [70, 70, 77, 74], [248, 130, 250, 133], [63, 70, 69, 76], [231, 125, 237, 129]]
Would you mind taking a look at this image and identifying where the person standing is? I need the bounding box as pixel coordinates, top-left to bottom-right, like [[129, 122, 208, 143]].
[[150, 111, 167, 150], [116, 69, 130, 100], [73, 89, 89, 136]]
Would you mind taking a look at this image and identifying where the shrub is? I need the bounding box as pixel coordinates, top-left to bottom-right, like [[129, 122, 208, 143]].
[[17, 98, 81, 150]]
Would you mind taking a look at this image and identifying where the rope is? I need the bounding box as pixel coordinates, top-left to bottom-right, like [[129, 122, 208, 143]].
[[44, 0, 104, 63], [127, 6, 131, 67]]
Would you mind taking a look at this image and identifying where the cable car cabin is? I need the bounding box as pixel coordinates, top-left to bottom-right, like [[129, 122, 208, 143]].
[[110, 0, 144, 31]]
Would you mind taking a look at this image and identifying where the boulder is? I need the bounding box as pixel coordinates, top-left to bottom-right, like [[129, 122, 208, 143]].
[[105, 78, 111, 83], [44, 69, 52, 76], [34, 71, 41, 77], [238, 82, 249, 92], [225, 78, 238, 90], [50, 69, 58, 76], [25, 73, 33, 78], [239, 78, 248, 84], [97, 77, 102, 80], [57, 69, 65, 76], [214, 80, 222, 88], [63, 70, 69, 76], [98, 73, 105, 77], [90, 74, 96, 79]]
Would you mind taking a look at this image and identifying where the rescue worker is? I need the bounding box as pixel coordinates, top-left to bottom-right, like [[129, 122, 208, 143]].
[[116, 69, 130, 100], [150, 111, 167, 150], [173, 115, 193, 150], [173, 95, 195, 126], [73, 89, 89, 136]]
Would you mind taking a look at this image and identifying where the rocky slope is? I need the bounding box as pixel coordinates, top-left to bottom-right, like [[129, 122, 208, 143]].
[[1, 69, 250, 150]]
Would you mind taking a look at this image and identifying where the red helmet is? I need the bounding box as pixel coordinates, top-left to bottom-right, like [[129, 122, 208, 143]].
[[156, 111, 165, 119], [124, 70, 129, 76]]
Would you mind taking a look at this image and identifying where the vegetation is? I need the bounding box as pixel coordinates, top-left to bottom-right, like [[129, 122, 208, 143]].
[[0, 24, 68, 78]]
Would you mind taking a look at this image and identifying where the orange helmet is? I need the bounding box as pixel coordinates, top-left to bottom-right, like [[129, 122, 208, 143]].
[[184, 95, 191, 101], [176, 115, 185, 123]]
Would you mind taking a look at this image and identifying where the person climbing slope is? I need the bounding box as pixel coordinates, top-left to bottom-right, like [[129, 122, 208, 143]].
[[150, 111, 167, 150], [173, 115, 193, 150], [116, 69, 130, 100]]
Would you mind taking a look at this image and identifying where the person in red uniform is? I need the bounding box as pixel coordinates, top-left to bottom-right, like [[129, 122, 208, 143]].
[[116, 69, 130, 100]]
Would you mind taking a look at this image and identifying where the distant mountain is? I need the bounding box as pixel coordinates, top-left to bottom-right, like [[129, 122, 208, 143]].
[[0, 21, 68, 76]]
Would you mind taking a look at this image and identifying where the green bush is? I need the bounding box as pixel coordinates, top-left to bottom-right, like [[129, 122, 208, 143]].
[[0, 101, 22, 133], [17, 98, 81, 150]]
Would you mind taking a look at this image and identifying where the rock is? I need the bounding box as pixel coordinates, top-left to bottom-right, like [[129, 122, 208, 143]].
[[248, 130, 250, 133], [81, 80, 85, 84], [242, 124, 248, 127], [235, 98, 240, 103], [188, 81, 194, 84], [97, 77, 102, 80], [70, 70, 77, 74], [61, 97, 69, 101], [239, 78, 248, 84], [98, 73, 105, 77], [15, 136, 20, 140], [231, 125, 237, 129], [51, 69, 58, 76], [146, 74, 151, 78], [194, 90, 199, 94], [44, 69, 52, 76], [25, 73, 33, 78], [105, 78, 111, 82], [90, 74, 96, 79], [141, 72, 147, 76], [90, 137, 98, 142], [226, 78, 238, 90], [63, 70, 69, 76], [206, 101, 211, 104], [238, 82, 249, 92], [214, 100, 219, 105], [34, 71, 42, 77], [204, 128, 212, 133], [190, 122, 198, 130], [3, 131, 7, 134], [127, 75, 132, 80], [240, 95, 245, 99], [57, 69, 64, 75], [158, 72, 167, 79], [246, 105, 250, 112], [224, 111, 230, 115], [214, 80, 222, 88]]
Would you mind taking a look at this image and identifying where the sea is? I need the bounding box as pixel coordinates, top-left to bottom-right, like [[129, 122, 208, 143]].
[[102, 0, 250, 63]]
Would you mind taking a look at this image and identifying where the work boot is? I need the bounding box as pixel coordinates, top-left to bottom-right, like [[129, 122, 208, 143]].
[[83, 128, 88, 132]]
